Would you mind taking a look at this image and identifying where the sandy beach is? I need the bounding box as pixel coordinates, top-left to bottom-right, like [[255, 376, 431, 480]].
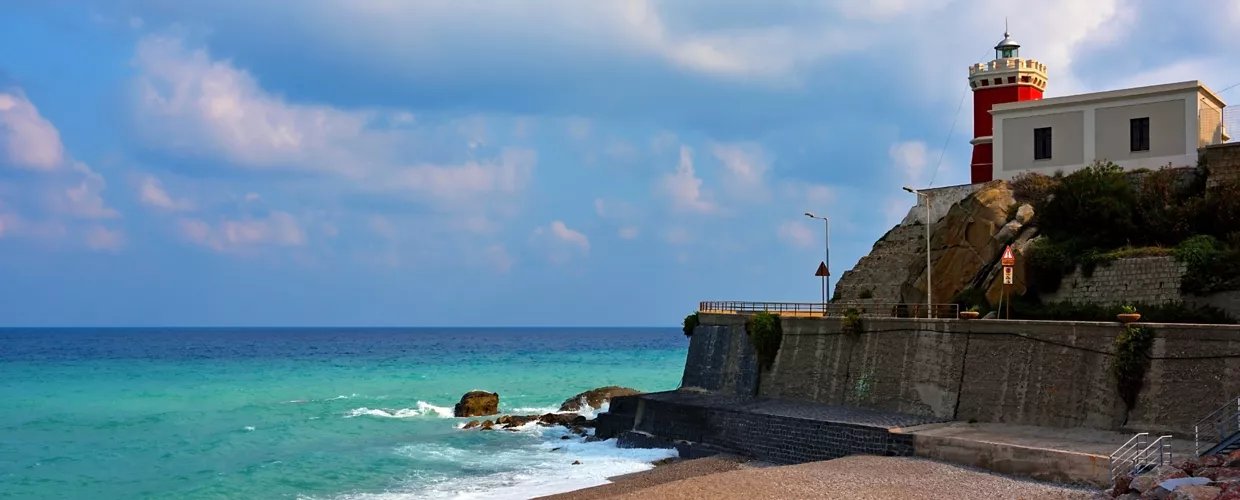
[[540, 454, 1098, 500]]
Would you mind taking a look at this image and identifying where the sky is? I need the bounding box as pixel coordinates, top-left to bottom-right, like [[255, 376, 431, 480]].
[[1, 0, 1239, 327]]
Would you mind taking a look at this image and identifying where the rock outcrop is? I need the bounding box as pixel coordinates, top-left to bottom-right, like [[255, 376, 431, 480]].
[[1103, 450, 1240, 499], [454, 391, 499, 417], [559, 386, 642, 412]]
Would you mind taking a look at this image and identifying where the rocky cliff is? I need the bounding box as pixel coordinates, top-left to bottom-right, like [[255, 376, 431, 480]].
[[833, 180, 1038, 307]]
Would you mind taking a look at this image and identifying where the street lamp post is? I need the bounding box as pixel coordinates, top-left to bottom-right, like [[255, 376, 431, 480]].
[[903, 187, 933, 318], [804, 212, 830, 307]]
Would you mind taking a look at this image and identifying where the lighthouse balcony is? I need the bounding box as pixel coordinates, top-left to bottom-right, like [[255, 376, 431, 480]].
[[968, 58, 1047, 76]]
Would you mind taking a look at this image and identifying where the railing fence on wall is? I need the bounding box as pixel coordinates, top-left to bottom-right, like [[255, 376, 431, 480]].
[[1109, 432, 1174, 480], [1200, 106, 1238, 147], [1194, 395, 1240, 456], [698, 301, 960, 319]]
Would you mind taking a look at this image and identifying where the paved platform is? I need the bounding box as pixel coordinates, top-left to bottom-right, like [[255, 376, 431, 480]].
[[640, 390, 950, 430]]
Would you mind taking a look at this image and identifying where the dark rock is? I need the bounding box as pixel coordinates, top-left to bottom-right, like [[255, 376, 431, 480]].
[[1171, 459, 1198, 475], [559, 386, 643, 412], [1218, 492, 1240, 500], [569, 425, 588, 437], [1193, 467, 1221, 480], [539, 413, 587, 427], [462, 420, 481, 430], [584, 436, 603, 443], [560, 435, 571, 440], [1117, 494, 1141, 500], [1140, 486, 1170, 500], [579, 418, 597, 428], [1169, 485, 1220, 500], [1112, 474, 1134, 496], [652, 458, 677, 467], [497, 414, 539, 428], [550, 447, 561, 452], [454, 391, 499, 418], [571, 460, 581, 465], [479, 420, 494, 431], [1197, 455, 1225, 469], [1219, 467, 1240, 480], [1228, 450, 1240, 467], [1157, 470, 1189, 483]]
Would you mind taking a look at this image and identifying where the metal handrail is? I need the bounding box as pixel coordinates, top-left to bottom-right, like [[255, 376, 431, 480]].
[[1194, 396, 1240, 456], [698, 301, 961, 319], [1110, 433, 1173, 480]]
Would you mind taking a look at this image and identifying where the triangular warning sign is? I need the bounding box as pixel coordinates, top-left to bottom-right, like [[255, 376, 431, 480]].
[[1001, 245, 1016, 265], [815, 261, 830, 277]]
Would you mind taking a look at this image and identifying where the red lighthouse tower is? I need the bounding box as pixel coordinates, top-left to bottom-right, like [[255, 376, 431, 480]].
[[968, 30, 1048, 183]]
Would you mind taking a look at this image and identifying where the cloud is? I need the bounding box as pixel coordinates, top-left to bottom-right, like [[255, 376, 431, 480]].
[[618, 226, 640, 239], [712, 142, 770, 202], [665, 227, 689, 245], [179, 211, 306, 253], [890, 141, 931, 188], [659, 146, 715, 214], [138, 175, 192, 211], [86, 226, 125, 251], [777, 220, 816, 248], [0, 90, 65, 170], [131, 34, 536, 212], [368, 215, 398, 240], [531, 220, 590, 262]]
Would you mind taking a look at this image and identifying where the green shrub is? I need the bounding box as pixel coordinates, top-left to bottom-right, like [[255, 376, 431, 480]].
[[1007, 298, 1235, 324], [745, 312, 783, 370], [1010, 171, 1060, 206], [1037, 161, 1136, 249], [1026, 238, 1077, 294], [950, 288, 992, 316], [682, 312, 700, 337], [858, 289, 874, 299], [1173, 235, 1240, 294], [842, 308, 863, 336], [1111, 325, 1155, 411]]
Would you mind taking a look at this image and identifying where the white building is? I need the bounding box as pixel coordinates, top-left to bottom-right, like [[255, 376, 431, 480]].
[[990, 81, 1228, 180]]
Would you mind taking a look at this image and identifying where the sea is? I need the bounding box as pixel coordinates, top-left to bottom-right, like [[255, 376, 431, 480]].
[[0, 327, 687, 500]]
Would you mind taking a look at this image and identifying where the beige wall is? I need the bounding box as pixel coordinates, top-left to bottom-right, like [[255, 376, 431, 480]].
[[1000, 111, 1086, 172], [1095, 98, 1188, 162]]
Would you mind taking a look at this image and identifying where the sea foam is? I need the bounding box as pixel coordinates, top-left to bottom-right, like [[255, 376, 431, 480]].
[[344, 401, 454, 419]]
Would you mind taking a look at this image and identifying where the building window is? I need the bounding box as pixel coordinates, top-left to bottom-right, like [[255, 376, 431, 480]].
[[1131, 117, 1150, 152], [1021, 75, 1030, 83], [1034, 127, 1052, 160], [1007, 76, 1016, 84]]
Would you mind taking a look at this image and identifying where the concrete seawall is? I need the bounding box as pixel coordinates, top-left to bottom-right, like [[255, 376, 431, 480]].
[[685, 313, 1240, 437]]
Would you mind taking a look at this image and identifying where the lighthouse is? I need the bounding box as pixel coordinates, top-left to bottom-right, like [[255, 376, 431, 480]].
[[968, 30, 1047, 183]]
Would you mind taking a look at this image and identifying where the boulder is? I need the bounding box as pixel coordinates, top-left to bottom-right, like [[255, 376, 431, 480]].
[[1169, 485, 1220, 500], [1171, 459, 1198, 476], [1140, 486, 1171, 500], [1117, 494, 1141, 500], [1192, 467, 1220, 480], [454, 391, 499, 418], [559, 386, 643, 412], [1219, 468, 1240, 480], [540, 413, 587, 427], [497, 414, 540, 428], [571, 460, 582, 465], [1227, 450, 1240, 467], [1112, 474, 1134, 496], [463, 420, 481, 430], [1218, 492, 1240, 500], [479, 420, 494, 430], [1197, 455, 1225, 468]]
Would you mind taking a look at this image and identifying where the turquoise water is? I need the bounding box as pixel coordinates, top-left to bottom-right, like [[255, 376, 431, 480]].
[[0, 328, 687, 500]]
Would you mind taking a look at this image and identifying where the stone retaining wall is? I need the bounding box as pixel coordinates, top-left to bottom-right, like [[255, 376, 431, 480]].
[[1041, 256, 1187, 306], [687, 314, 1240, 437], [1204, 142, 1240, 188]]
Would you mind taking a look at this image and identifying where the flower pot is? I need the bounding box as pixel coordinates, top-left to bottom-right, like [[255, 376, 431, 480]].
[[1117, 313, 1141, 324], [960, 311, 980, 320]]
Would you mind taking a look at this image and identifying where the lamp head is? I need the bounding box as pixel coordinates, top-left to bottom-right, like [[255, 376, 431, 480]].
[[902, 186, 916, 193], [804, 212, 816, 218]]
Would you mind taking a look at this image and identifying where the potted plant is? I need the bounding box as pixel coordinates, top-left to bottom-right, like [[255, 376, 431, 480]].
[[960, 306, 981, 320], [1117, 305, 1141, 324]]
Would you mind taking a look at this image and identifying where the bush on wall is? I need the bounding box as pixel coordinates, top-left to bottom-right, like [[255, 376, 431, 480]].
[[682, 312, 700, 337], [1111, 325, 1156, 412], [841, 308, 863, 336], [745, 312, 783, 371]]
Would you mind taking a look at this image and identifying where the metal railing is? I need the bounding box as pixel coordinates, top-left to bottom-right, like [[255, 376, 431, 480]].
[[1194, 395, 1240, 456], [1200, 106, 1237, 147], [698, 301, 960, 319], [1110, 432, 1174, 480]]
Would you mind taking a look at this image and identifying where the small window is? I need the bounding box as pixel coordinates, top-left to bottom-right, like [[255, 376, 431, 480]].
[[1021, 75, 1030, 83], [1131, 117, 1150, 152], [1007, 76, 1016, 84], [1034, 127, 1052, 160], [994, 78, 1002, 85], [981, 80, 989, 87]]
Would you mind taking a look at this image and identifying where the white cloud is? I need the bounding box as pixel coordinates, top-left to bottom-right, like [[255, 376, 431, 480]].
[[659, 146, 715, 214], [712, 142, 770, 203], [131, 35, 535, 213], [665, 227, 689, 245], [777, 220, 816, 248], [618, 226, 640, 239], [368, 215, 398, 240], [0, 90, 65, 171], [138, 175, 192, 211], [179, 211, 306, 253], [566, 117, 592, 140], [86, 225, 125, 251], [531, 220, 590, 262], [889, 141, 933, 188]]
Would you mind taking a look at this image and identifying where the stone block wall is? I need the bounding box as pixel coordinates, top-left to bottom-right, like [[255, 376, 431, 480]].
[[680, 315, 758, 396], [1204, 142, 1240, 188], [900, 183, 984, 225], [691, 313, 1240, 436], [1040, 256, 1187, 306]]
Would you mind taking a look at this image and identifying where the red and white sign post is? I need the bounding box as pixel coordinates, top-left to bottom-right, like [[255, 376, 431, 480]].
[[1001, 245, 1015, 319]]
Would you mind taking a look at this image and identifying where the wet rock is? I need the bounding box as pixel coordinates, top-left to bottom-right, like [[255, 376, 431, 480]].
[[497, 414, 539, 428], [1112, 474, 1134, 496], [550, 447, 561, 452], [540, 413, 587, 427], [1197, 455, 1225, 469], [1169, 485, 1220, 500], [479, 420, 494, 431], [463, 420, 481, 430], [652, 458, 677, 467], [571, 460, 581, 465], [454, 391, 499, 418], [1117, 494, 1141, 500], [560, 435, 571, 440], [1140, 486, 1171, 500], [1192, 467, 1220, 480], [1171, 459, 1198, 475], [1227, 450, 1240, 467], [569, 425, 588, 437], [559, 386, 642, 412]]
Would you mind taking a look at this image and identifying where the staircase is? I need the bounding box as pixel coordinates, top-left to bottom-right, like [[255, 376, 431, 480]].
[[1195, 396, 1240, 457], [1109, 433, 1173, 480]]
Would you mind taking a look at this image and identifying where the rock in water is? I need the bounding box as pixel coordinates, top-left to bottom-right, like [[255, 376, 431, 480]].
[[462, 420, 481, 430], [454, 391, 499, 417], [559, 386, 642, 412]]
